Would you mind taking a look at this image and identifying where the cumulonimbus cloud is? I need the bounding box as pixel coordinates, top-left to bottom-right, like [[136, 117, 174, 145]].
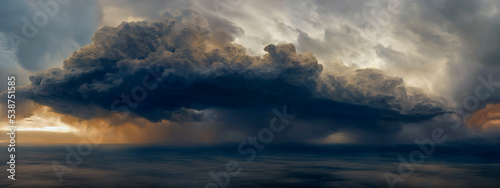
[[5, 10, 447, 124]]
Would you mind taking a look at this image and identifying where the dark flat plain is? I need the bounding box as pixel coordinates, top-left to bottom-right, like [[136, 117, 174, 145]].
[[1, 143, 499, 188]]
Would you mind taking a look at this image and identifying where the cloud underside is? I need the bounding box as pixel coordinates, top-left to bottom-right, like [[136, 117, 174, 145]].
[[8, 10, 447, 125]]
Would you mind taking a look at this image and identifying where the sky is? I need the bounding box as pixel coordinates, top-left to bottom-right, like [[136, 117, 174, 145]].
[[1, 0, 500, 145]]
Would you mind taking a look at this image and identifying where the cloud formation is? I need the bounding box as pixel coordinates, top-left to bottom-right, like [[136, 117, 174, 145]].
[[5, 10, 447, 127], [467, 103, 500, 129]]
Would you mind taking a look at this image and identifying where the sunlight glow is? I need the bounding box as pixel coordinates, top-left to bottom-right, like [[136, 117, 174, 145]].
[[1, 107, 78, 133]]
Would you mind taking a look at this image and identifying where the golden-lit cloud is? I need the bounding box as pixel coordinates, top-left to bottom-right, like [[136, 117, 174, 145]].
[[0, 104, 221, 145], [467, 104, 500, 130], [312, 132, 354, 144]]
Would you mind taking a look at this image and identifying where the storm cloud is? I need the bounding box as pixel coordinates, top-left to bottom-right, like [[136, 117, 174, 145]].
[[7, 10, 447, 127]]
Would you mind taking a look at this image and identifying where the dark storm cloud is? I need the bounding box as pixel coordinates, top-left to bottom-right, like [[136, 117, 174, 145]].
[[5, 10, 447, 126]]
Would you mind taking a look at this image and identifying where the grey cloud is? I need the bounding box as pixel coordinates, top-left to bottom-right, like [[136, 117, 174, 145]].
[[291, 0, 500, 108], [395, 0, 500, 103], [0, 0, 497, 145], [0, 0, 100, 71], [3, 10, 447, 127]]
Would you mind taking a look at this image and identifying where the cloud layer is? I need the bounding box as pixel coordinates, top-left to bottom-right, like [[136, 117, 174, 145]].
[[7, 10, 447, 128]]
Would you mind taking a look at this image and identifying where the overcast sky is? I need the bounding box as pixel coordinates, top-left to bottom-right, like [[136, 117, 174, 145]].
[[1, 0, 500, 145]]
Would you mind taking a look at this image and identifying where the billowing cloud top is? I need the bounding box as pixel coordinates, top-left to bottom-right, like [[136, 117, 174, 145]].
[[10, 10, 446, 124]]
